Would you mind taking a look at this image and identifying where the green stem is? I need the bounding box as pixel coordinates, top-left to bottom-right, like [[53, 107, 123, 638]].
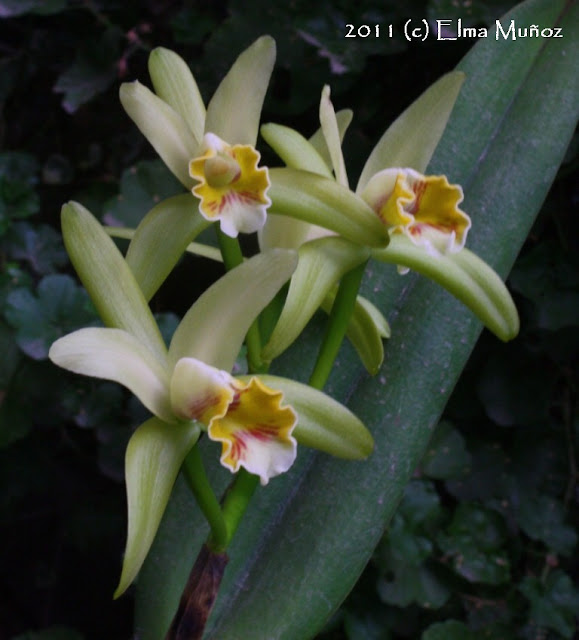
[[216, 228, 244, 271], [309, 260, 368, 390], [216, 229, 265, 373], [221, 469, 260, 548], [183, 445, 228, 552]]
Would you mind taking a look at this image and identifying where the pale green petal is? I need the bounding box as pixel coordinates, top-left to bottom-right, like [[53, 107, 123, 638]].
[[61, 202, 168, 366], [321, 291, 390, 375], [242, 375, 374, 459], [258, 213, 316, 251], [372, 235, 519, 341], [310, 109, 353, 171], [260, 123, 332, 177], [125, 193, 210, 302], [356, 71, 465, 193], [204, 36, 276, 145], [119, 81, 197, 188], [49, 328, 174, 423], [268, 168, 389, 247], [319, 86, 348, 188], [262, 237, 369, 362], [169, 249, 298, 371], [114, 417, 200, 598], [148, 47, 205, 147]]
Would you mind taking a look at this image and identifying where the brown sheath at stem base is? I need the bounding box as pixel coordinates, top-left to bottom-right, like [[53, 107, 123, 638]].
[[165, 544, 229, 640]]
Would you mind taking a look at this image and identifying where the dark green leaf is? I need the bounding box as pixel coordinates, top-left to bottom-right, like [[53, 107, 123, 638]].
[[0, 153, 39, 234], [437, 504, 510, 585], [517, 493, 577, 556], [103, 161, 183, 228], [4, 274, 97, 360], [155, 312, 180, 349], [343, 610, 392, 640], [379, 514, 434, 568], [397, 479, 443, 530], [8, 223, 68, 275], [65, 383, 124, 430], [53, 30, 122, 113], [377, 563, 450, 609], [421, 421, 472, 479], [422, 620, 475, 640], [520, 572, 579, 639], [0, 0, 66, 17]]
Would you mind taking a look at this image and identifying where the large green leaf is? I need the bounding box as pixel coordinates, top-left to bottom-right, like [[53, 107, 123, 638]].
[[135, 0, 579, 637]]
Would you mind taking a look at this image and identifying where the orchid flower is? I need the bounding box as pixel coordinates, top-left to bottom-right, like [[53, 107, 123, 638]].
[[258, 74, 519, 368], [113, 37, 389, 311], [119, 37, 275, 238], [49, 202, 374, 596]]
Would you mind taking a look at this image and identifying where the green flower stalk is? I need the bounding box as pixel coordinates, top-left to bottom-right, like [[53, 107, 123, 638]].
[[49, 202, 374, 598]]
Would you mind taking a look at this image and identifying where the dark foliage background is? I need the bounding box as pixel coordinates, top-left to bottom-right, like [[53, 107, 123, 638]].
[[0, 1, 577, 639]]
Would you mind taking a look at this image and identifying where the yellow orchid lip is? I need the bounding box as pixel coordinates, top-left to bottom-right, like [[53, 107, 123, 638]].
[[170, 358, 297, 486], [190, 132, 271, 238], [209, 377, 297, 486], [362, 167, 472, 256]]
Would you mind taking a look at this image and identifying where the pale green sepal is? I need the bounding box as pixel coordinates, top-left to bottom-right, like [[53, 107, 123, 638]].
[[262, 237, 369, 362], [321, 291, 390, 375], [451, 247, 520, 339], [310, 109, 353, 171], [356, 71, 465, 193], [372, 235, 519, 341], [184, 241, 222, 262], [268, 168, 389, 248], [319, 86, 348, 188], [148, 47, 205, 148], [119, 81, 197, 188], [114, 417, 200, 598], [61, 202, 167, 366], [168, 249, 298, 372], [260, 123, 332, 177], [356, 295, 391, 339], [241, 375, 373, 459], [204, 36, 276, 146], [108, 228, 223, 264], [49, 328, 174, 424], [126, 193, 210, 302]]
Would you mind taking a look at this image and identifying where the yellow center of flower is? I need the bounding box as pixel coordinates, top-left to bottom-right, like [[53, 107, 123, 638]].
[[208, 377, 297, 484], [189, 133, 271, 238], [170, 357, 297, 485], [363, 168, 471, 254], [202, 154, 239, 188]]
